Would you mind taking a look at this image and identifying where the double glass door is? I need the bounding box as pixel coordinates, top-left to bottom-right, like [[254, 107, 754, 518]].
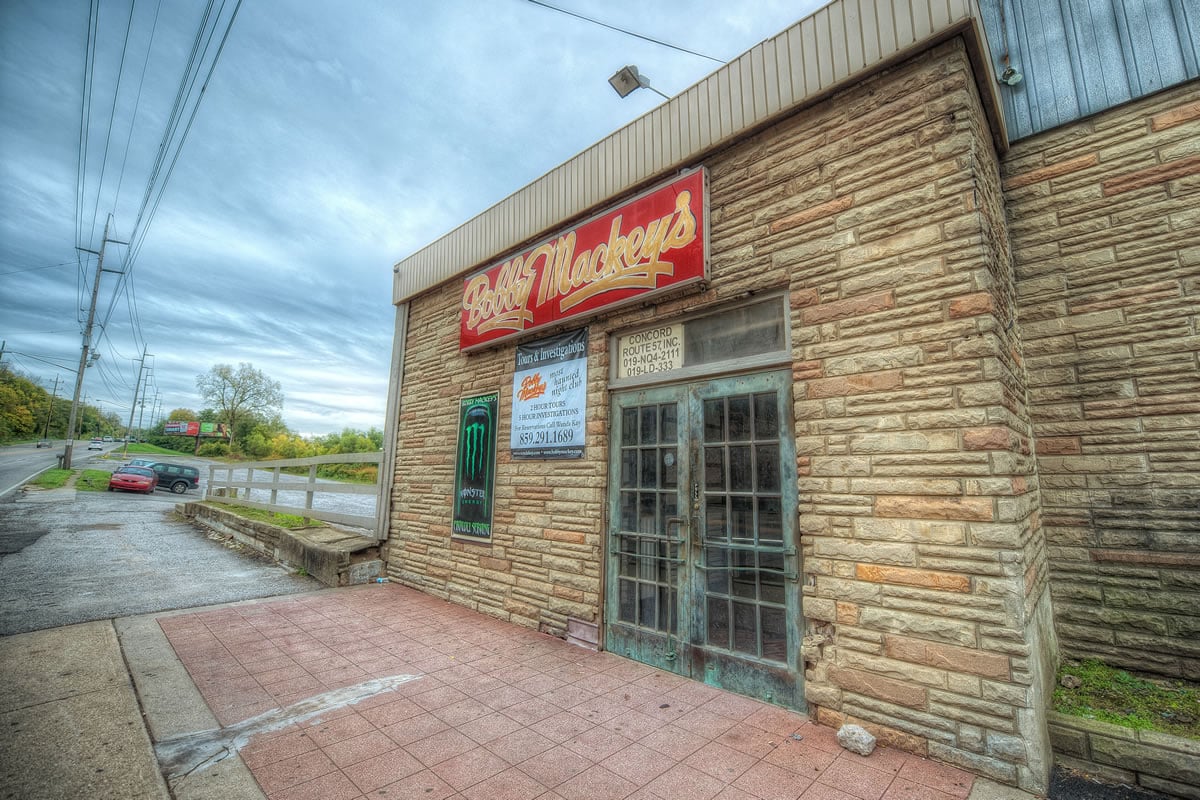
[[606, 371, 802, 709]]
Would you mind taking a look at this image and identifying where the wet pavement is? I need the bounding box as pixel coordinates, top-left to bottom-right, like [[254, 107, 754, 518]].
[[153, 583, 982, 800], [0, 485, 317, 635], [0, 476, 1179, 799]]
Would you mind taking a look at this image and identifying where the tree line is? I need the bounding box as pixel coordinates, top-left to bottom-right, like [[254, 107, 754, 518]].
[[0, 367, 122, 440], [2, 363, 382, 478]]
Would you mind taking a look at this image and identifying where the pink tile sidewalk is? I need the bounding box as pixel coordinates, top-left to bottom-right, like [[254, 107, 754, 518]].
[[158, 584, 975, 800]]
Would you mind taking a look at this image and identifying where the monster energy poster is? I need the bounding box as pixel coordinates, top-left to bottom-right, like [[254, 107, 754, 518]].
[[452, 392, 499, 540]]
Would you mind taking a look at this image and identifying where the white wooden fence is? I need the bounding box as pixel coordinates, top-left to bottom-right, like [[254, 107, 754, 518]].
[[205, 452, 383, 536]]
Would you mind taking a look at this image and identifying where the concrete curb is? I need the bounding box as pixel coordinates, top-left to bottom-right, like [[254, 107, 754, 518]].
[[0, 621, 169, 800], [118, 607, 281, 800]]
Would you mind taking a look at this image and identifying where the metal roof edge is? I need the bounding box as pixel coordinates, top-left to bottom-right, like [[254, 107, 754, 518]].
[[392, 0, 1005, 305]]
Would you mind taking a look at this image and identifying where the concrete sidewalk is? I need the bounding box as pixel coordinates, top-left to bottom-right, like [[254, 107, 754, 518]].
[[0, 585, 1046, 800]]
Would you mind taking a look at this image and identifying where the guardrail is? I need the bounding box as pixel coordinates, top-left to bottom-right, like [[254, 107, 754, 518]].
[[205, 452, 382, 536]]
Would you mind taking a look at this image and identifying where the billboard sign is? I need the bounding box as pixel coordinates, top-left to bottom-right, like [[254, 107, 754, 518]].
[[164, 421, 228, 438]]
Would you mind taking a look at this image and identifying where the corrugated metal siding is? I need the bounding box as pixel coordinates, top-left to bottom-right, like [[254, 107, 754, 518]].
[[394, 0, 997, 304], [980, 0, 1200, 139]]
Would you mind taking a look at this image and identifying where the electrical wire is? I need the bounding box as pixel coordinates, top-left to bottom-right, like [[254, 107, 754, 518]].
[[128, 0, 245, 267], [522, 0, 726, 64], [86, 0, 139, 250], [111, 0, 164, 227], [0, 260, 77, 277], [75, 0, 100, 252]]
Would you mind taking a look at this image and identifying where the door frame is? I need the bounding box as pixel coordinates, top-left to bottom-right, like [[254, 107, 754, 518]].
[[604, 369, 803, 709]]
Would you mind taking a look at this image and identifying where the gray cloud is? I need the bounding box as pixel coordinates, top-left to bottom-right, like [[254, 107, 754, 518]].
[[2, 0, 821, 435]]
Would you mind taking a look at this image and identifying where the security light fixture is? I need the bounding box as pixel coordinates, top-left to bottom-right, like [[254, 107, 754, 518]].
[[999, 65, 1023, 86], [608, 65, 670, 100]]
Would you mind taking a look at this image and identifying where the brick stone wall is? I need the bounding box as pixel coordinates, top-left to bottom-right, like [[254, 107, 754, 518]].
[[1004, 81, 1200, 680], [387, 38, 1054, 793], [389, 291, 607, 635], [740, 41, 1052, 792]]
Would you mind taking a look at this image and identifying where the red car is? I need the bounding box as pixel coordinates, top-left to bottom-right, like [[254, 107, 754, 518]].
[[107, 466, 159, 495]]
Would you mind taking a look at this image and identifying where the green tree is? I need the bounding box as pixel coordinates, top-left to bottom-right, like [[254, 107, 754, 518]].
[[195, 363, 283, 450], [167, 408, 196, 421]]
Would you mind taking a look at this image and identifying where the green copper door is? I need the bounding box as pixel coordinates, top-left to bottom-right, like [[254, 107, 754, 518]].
[[606, 370, 803, 709]]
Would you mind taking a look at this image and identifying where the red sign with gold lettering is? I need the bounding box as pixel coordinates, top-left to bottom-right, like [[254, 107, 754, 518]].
[[460, 169, 707, 350]]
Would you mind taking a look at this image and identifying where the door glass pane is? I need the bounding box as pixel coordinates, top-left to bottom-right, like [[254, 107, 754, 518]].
[[732, 565, 756, 599], [705, 496, 727, 541], [728, 396, 751, 441], [619, 579, 636, 622], [756, 444, 780, 492], [729, 445, 752, 492], [733, 602, 758, 654], [762, 607, 786, 662], [639, 588, 657, 627], [660, 449, 678, 488], [706, 547, 729, 594], [707, 597, 729, 648], [661, 585, 677, 633], [638, 493, 657, 533], [760, 552, 785, 603], [620, 491, 636, 530], [660, 492, 678, 523], [621, 408, 638, 446], [754, 392, 778, 438], [621, 451, 637, 488], [705, 447, 725, 490], [660, 405, 677, 444], [758, 497, 782, 544], [640, 449, 658, 488], [704, 399, 724, 442], [731, 495, 754, 541], [619, 553, 637, 578], [640, 407, 658, 444]]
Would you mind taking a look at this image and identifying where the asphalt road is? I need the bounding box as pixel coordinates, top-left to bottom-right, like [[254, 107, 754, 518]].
[[0, 476, 319, 635], [0, 440, 111, 498]]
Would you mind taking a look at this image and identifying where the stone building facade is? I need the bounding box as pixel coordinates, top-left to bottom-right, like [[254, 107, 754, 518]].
[[1006, 81, 1200, 680], [383, 3, 1199, 794]]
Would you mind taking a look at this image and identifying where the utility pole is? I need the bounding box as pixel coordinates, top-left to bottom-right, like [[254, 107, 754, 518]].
[[64, 217, 126, 468], [121, 348, 148, 458], [42, 376, 60, 439], [135, 376, 150, 441]]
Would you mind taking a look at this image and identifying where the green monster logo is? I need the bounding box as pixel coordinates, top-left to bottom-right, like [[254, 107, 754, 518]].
[[461, 404, 492, 486]]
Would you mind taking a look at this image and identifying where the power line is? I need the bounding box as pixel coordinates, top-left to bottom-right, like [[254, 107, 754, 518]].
[[522, 0, 726, 64], [128, 0, 245, 267], [0, 260, 77, 276]]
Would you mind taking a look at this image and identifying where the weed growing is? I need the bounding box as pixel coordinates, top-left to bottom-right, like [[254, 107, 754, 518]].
[[1054, 659, 1200, 739], [206, 501, 319, 530]]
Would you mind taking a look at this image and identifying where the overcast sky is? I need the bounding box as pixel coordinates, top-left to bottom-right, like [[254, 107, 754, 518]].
[[0, 0, 824, 437]]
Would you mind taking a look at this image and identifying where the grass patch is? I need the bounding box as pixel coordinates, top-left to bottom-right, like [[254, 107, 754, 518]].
[[28, 469, 72, 489], [206, 501, 321, 530], [76, 469, 113, 492], [1054, 659, 1200, 739], [105, 443, 185, 458], [75, 470, 112, 494]]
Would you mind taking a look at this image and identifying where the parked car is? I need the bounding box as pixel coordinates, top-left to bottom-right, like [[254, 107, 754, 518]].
[[102, 436, 113, 442], [36, 438, 51, 448], [123, 458, 158, 469], [107, 466, 158, 494], [150, 462, 200, 494], [87, 439, 104, 451]]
